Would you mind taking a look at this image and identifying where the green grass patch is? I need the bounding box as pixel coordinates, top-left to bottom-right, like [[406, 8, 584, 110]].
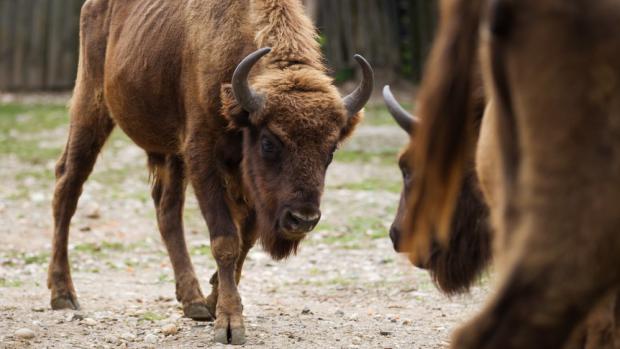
[[363, 103, 414, 127], [0, 103, 68, 163], [158, 273, 174, 284], [0, 277, 23, 288], [190, 244, 211, 256], [1, 250, 50, 265], [140, 311, 167, 322], [347, 215, 388, 236], [334, 149, 398, 165], [333, 177, 401, 194], [22, 251, 50, 265], [0, 103, 68, 133], [74, 241, 131, 255]]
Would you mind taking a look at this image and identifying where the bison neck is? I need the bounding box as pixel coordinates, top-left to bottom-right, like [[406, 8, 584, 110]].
[[250, 0, 324, 71]]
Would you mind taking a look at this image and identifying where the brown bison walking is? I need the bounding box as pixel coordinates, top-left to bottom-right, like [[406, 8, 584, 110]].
[[47, 0, 373, 344], [397, 0, 620, 347]]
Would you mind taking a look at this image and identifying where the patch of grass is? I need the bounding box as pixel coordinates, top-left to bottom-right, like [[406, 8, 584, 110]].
[[333, 177, 401, 194], [363, 103, 414, 127], [190, 244, 211, 256], [74, 241, 131, 256], [0, 278, 23, 288], [158, 273, 174, 284], [334, 149, 398, 165], [320, 232, 357, 245], [0, 103, 68, 163], [0, 103, 68, 133], [22, 251, 50, 265], [15, 168, 55, 182], [140, 311, 167, 322], [347, 215, 388, 236]]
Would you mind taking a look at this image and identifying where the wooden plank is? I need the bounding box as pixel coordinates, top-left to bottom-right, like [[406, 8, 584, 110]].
[[12, 0, 31, 89], [0, 0, 16, 90], [46, 0, 81, 89], [46, 0, 63, 88], [25, 0, 50, 89]]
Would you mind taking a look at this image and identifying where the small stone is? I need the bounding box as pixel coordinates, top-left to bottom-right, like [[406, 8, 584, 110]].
[[144, 333, 158, 344], [15, 328, 35, 339], [335, 310, 345, 317], [161, 323, 178, 336], [85, 204, 100, 219], [82, 318, 97, 326], [70, 312, 84, 321], [301, 307, 312, 315], [347, 313, 358, 321], [379, 330, 392, 336], [120, 332, 136, 342], [402, 319, 412, 325], [31, 307, 45, 313], [79, 225, 92, 232]]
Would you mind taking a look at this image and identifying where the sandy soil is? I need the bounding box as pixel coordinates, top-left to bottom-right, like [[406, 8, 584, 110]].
[[0, 96, 491, 348]]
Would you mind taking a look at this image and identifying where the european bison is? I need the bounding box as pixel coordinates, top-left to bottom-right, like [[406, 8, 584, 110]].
[[384, 90, 620, 348], [383, 86, 491, 295], [401, 0, 620, 347], [47, 0, 373, 344]]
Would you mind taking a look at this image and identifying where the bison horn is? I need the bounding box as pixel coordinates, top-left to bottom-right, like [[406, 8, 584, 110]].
[[232, 47, 272, 113], [343, 55, 375, 117], [382, 85, 418, 134]]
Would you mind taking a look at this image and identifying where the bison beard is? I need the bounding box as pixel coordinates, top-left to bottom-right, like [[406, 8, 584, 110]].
[[426, 170, 491, 295]]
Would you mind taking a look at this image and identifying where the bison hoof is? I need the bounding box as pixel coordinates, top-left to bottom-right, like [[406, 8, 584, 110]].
[[51, 294, 80, 310], [213, 315, 245, 345], [184, 302, 214, 321]]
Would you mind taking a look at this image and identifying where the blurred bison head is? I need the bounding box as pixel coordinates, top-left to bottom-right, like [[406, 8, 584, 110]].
[[383, 86, 491, 294]]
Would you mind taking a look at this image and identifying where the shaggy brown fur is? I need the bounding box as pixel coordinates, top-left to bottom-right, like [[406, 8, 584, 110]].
[[405, 0, 620, 348], [385, 96, 491, 294], [387, 94, 620, 348], [47, 0, 372, 345]]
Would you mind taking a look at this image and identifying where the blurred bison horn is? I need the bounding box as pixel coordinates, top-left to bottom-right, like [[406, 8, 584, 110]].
[[232, 47, 272, 113], [382, 85, 418, 134], [343, 55, 375, 117]]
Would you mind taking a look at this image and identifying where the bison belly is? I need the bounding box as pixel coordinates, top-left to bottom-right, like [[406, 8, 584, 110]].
[[103, 0, 186, 154]]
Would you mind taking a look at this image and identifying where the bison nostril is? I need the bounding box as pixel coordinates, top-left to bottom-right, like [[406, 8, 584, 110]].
[[286, 210, 321, 232]]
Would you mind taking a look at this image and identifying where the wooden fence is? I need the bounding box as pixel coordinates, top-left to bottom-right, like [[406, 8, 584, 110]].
[[316, 0, 437, 82], [0, 0, 83, 91], [0, 0, 437, 91]]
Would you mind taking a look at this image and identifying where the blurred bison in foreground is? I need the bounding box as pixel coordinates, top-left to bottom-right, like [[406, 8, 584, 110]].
[[47, 0, 373, 344], [384, 90, 620, 349], [400, 0, 620, 348]]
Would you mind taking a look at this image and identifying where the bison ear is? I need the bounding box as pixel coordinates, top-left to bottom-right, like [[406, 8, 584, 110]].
[[220, 84, 251, 128], [339, 110, 363, 141]]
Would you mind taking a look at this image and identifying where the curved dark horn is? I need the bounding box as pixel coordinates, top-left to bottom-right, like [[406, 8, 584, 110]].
[[343, 55, 375, 117], [382, 85, 418, 134], [232, 47, 272, 113]]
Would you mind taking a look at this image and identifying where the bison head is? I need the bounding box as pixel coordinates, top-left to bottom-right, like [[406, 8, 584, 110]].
[[383, 86, 491, 294], [221, 48, 373, 259]]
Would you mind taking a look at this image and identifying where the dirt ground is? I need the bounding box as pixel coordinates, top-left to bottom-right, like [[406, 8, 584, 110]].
[[0, 94, 491, 348]]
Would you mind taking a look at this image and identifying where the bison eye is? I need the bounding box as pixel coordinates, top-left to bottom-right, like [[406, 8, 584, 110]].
[[326, 146, 337, 166], [260, 136, 280, 159], [401, 166, 412, 182]]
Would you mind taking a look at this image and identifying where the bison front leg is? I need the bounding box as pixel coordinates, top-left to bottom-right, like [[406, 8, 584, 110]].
[[187, 156, 246, 345], [206, 214, 258, 317], [149, 154, 212, 321]]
